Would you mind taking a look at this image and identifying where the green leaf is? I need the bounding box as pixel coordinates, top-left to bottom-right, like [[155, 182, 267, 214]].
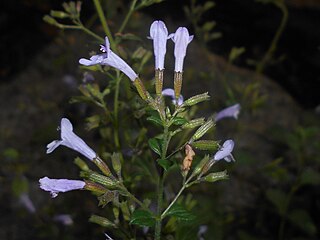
[[266, 189, 287, 216], [164, 204, 196, 222], [158, 159, 172, 171], [130, 210, 155, 227], [147, 115, 163, 127], [148, 138, 161, 156], [288, 209, 317, 235], [300, 168, 320, 186], [172, 117, 188, 126]]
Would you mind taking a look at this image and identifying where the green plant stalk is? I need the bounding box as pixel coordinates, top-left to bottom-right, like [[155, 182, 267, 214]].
[[118, 0, 138, 34], [161, 174, 194, 219], [113, 73, 122, 150], [92, 0, 116, 49], [154, 125, 170, 240], [256, 2, 288, 74]]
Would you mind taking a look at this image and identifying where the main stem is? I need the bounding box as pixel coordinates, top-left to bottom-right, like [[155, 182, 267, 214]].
[[92, 0, 116, 49], [154, 125, 169, 240], [118, 0, 137, 34]]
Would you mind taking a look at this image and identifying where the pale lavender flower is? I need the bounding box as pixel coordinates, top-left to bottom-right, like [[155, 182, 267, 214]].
[[79, 37, 138, 81], [46, 118, 96, 160], [53, 214, 74, 226], [39, 177, 85, 198], [170, 27, 193, 72], [148, 20, 169, 70], [215, 104, 241, 122], [19, 193, 36, 214], [214, 140, 235, 162], [162, 88, 184, 105]]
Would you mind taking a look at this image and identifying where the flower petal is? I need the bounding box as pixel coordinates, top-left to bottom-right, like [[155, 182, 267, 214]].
[[162, 88, 184, 105], [39, 177, 85, 198], [214, 140, 235, 161], [46, 140, 62, 154], [215, 104, 241, 122]]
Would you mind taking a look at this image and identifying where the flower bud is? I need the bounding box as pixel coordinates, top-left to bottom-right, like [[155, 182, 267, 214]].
[[203, 170, 228, 183], [93, 157, 113, 178], [50, 10, 69, 18], [111, 153, 122, 178], [192, 155, 210, 177], [183, 92, 210, 107], [133, 78, 149, 101], [84, 180, 107, 194], [80, 171, 118, 189], [192, 120, 214, 141], [89, 215, 116, 228], [182, 118, 205, 129], [191, 140, 219, 151]]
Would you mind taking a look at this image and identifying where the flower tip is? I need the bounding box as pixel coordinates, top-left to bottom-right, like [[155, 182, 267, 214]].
[[79, 58, 92, 66]]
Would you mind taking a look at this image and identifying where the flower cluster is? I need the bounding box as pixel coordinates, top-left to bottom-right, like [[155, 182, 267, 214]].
[[39, 21, 239, 239]]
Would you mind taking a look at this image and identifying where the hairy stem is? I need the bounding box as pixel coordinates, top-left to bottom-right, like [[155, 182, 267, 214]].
[[92, 0, 116, 49], [256, 2, 288, 74], [118, 0, 138, 34]]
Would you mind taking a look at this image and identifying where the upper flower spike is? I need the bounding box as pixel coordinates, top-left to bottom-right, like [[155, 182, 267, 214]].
[[46, 118, 96, 160], [39, 177, 85, 198], [214, 140, 235, 162], [170, 27, 193, 72], [149, 20, 169, 70], [79, 37, 138, 81], [215, 104, 241, 122]]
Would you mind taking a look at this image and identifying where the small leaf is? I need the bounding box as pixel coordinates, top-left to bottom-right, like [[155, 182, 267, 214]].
[[172, 117, 188, 126], [266, 189, 287, 216], [164, 204, 196, 222], [147, 115, 163, 126], [130, 210, 155, 227], [158, 159, 172, 171], [148, 138, 161, 156]]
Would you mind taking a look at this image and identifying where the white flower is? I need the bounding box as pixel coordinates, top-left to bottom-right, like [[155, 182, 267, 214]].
[[47, 118, 96, 160], [170, 27, 193, 72], [39, 177, 85, 198], [162, 88, 184, 105], [149, 20, 169, 70], [79, 37, 138, 81], [215, 104, 241, 122], [214, 140, 235, 162]]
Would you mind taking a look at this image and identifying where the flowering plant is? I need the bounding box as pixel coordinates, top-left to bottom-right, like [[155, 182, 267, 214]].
[[42, 2, 240, 239]]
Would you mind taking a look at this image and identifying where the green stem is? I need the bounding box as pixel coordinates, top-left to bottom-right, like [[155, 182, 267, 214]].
[[161, 174, 194, 219], [118, 0, 138, 34], [154, 125, 170, 240], [113, 73, 122, 150], [92, 0, 116, 49], [256, 2, 288, 74]]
